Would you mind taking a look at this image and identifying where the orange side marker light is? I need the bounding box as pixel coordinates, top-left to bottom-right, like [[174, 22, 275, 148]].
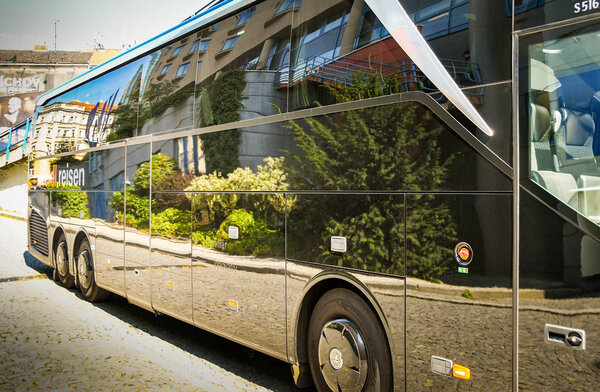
[[452, 364, 471, 380]]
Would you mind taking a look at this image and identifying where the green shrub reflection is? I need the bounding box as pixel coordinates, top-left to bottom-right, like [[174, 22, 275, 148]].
[[109, 79, 195, 141], [187, 157, 288, 257], [48, 183, 90, 219], [110, 154, 286, 257]]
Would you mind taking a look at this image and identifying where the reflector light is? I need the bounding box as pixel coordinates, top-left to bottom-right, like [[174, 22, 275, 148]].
[[227, 299, 239, 311], [452, 364, 471, 380], [454, 242, 473, 266], [458, 247, 470, 261]]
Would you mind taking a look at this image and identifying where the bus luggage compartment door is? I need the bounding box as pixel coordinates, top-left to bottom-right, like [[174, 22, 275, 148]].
[[405, 193, 512, 390]]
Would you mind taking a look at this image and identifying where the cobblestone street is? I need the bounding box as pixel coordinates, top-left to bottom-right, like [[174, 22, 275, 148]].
[[0, 216, 299, 392]]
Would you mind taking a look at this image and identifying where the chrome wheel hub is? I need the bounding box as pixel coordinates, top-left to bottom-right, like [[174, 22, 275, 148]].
[[318, 319, 368, 392], [78, 250, 91, 289], [329, 347, 343, 370], [56, 242, 68, 276]]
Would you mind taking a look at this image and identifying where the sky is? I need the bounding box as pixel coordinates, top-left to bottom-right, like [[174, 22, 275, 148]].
[[0, 0, 212, 51]]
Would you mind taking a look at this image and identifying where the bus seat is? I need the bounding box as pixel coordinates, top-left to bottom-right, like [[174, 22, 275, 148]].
[[532, 170, 579, 210], [591, 91, 600, 160], [554, 108, 596, 176], [578, 174, 600, 225], [530, 103, 554, 171]]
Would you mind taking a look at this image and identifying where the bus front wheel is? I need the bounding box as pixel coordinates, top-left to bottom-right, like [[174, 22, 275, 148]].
[[307, 288, 392, 392], [76, 238, 109, 302]]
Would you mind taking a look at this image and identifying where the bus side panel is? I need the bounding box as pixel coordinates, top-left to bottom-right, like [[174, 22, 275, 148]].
[[124, 143, 152, 309], [286, 192, 405, 389], [519, 193, 600, 390], [92, 191, 126, 296], [286, 262, 406, 391], [191, 192, 287, 359], [405, 194, 513, 390], [150, 194, 193, 324]]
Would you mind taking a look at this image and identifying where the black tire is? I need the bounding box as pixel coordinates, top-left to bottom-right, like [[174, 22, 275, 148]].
[[54, 233, 74, 288], [76, 238, 110, 302], [308, 288, 392, 392]]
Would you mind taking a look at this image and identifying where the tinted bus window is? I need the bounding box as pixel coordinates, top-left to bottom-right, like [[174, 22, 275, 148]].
[[521, 22, 600, 228], [193, 0, 293, 130], [289, 0, 511, 164]]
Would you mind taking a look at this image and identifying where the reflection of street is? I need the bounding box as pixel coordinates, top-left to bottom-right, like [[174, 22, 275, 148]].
[[0, 216, 301, 391], [402, 286, 600, 391], [405, 292, 512, 391], [519, 297, 600, 391]]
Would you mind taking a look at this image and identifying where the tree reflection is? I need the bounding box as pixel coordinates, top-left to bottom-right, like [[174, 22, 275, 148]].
[[286, 74, 457, 279]]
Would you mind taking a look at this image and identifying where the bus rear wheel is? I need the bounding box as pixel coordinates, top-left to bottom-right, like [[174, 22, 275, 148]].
[[76, 238, 110, 302], [308, 288, 392, 392], [54, 233, 74, 288]]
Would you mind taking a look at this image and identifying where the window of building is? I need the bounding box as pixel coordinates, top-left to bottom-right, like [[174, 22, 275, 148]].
[[504, 0, 546, 16], [292, 9, 349, 66], [236, 7, 256, 26], [220, 37, 238, 52], [199, 40, 210, 51], [189, 39, 210, 53], [111, 171, 125, 191], [160, 64, 171, 74], [172, 45, 185, 57], [355, 6, 390, 48], [176, 63, 190, 77], [189, 40, 200, 53], [197, 60, 203, 69], [275, 0, 302, 15], [355, 1, 470, 48], [413, 0, 470, 39]]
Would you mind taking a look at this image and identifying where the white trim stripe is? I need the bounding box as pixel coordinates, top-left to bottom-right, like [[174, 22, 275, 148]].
[[365, 0, 495, 136]]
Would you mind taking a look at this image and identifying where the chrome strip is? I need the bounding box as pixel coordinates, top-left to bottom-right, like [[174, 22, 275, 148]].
[[460, 80, 511, 91], [512, 31, 519, 392], [365, 0, 494, 136], [514, 11, 600, 36], [403, 191, 407, 391], [35, 0, 254, 106]]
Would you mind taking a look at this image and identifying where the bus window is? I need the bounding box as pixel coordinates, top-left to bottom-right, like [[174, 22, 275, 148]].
[[525, 25, 600, 226]]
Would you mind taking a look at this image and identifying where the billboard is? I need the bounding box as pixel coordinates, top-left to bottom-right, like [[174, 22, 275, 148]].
[[0, 71, 46, 132]]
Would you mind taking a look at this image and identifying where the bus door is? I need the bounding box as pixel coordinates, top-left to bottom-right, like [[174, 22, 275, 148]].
[[517, 17, 600, 390]]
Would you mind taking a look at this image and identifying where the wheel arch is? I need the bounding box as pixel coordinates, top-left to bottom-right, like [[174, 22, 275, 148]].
[[291, 270, 394, 370]]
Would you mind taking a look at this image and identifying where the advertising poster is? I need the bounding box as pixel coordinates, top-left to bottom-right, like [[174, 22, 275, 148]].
[[0, 71, 46, 132]]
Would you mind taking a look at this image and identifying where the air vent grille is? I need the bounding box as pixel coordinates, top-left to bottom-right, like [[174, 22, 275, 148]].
[[29, 209, 49, 256]]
